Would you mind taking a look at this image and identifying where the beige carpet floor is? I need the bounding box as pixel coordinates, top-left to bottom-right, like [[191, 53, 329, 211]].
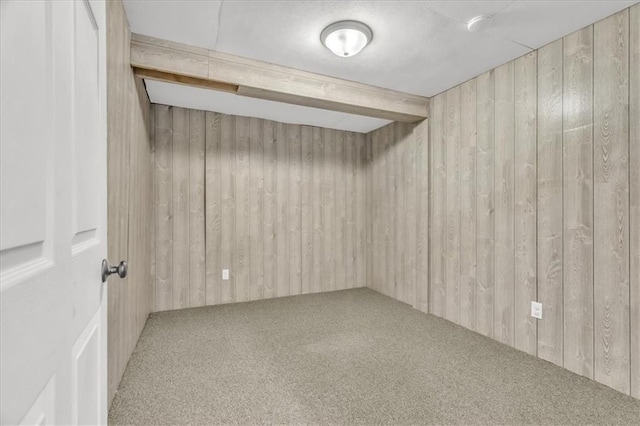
[[109, 288, 640, 425]]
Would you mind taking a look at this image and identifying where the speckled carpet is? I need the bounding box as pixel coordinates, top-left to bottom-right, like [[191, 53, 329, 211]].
[[109, 288, 640, 425]]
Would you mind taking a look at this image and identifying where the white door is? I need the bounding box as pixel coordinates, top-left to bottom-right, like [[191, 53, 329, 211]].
[[1, 0, 108, 424]]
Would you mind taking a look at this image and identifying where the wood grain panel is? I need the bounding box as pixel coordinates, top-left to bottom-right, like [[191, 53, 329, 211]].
[[172, 107, 189, 309], [323, 128, 336, 292], [220, 114, 235, 303], [263, 120, 277, 299], [446, 87, 461, 323], [514, 51, 538, 356], [368, 4, 639, 400], [476, 71, 495, 338], [235, 116, 250, 302], [149, 94, 157, 318], [289, 124, 302, 295], [537, 39, 564, 365], [355, 133, 367, 289], [106, 0, 153, 405], [563, 27, 594, 377], [377, 125, 389, 296], [460, 80, 477, 330], [392, 124, 402, 300], [301, 126, 313, 294], [594, 10, 630, 394], [365, 133, 373, 292], [276, 121, 289, 297], [631, 2, 640, 400], [430, 94, 447, 317], [249, 118, 264, 300], [370, 129, 379, 292], [335, 131, 347, 291], [494, 62, 515, 346], [415, 119, 429, 313], [155, 105, 173, 311], [404, 123, 417, 307], [153, 107, 366, 310], [312, 127, 324, 294], [345, 132, 356, 289], [108, 3, 130, 397], [205, 112, 221, 305], [189, 110, 206, 307]]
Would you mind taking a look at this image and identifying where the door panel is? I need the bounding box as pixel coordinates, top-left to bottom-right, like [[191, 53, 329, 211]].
[[72, 310, 102, 426], [18, 376, 56, 426], [0, 0, 54, 289], [72, 0, 101, 248], [0, 0, 107, 424]]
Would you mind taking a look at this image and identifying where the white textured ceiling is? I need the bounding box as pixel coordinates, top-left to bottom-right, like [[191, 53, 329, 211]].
[[124, 0, 638, 133]]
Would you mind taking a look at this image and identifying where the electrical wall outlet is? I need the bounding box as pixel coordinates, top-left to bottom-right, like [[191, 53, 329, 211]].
[[222, 269, 229, 280], [531, 301, 542, 319]]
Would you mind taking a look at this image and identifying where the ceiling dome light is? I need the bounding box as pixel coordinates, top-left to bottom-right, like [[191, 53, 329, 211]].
[[321, 20, 373, 58], [467, 15, 492, 32]]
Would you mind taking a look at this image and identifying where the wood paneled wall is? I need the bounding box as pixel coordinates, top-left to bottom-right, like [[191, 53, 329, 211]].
[[106, 0, 154, 406], [368, 6, 639, 399], [152, 106, 367, 311], [365, 120, 429, 310]]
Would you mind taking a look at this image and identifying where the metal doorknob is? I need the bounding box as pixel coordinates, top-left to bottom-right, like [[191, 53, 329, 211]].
[[101, 259, 128, 282]]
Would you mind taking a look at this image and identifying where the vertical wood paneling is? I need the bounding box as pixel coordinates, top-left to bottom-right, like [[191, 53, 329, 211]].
[[149, 104, 158, 320], [415, 119, 430, 313], [172, 107, 189, 309], [149, 98, 157, 317], [301, 126, 313, 294], [537, 39, 564, 365], [366, 133, 373, 291], [323, 128, 336, 291], [430, 94, 447, 317], [460, 80, 477, 330], [288, 124, 302, 295], [476, 71, 495, 338], [263, 120, 277, 299], [156, 109, 366, 311], [404, 123, 417, 307], [249, 118, 264, 300], [371, 130, 380, 293], [154, 110, 366, 310], [107, 0, 153, 403], [312, 127, 324, 294], [630, 2, 640, 400], [107, 8, 129, 392], [235, 116, 250, 302], [276, 122, 289, 297], [494, 62, 515, 346], [393, 124, 402, 300], [446, 87, 461, 323], [380, 126, 391, 297], [563, 27, 594, 377], [514, 51, 538, 356], [345, 132, 356, 289], [375, 4, 637, 400], [155, 105, 173, 311], [594, 10, 630, 394], [189, 110, 206, 307], [356, 133, 367, 289], [335, 131, 347, 290], [220, 114, 235, 303], [205, 112, 221, 305]]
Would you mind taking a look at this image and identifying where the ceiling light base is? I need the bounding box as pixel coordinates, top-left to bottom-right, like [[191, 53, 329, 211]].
[[321, 20, 373, 58]]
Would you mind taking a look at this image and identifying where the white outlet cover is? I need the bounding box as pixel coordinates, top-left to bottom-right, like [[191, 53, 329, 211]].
[[531, 301, 543, 319], [222, 269, 229, 280]]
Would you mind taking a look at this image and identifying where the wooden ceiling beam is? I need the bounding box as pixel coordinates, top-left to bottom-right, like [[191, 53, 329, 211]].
[[130, 33, 429, 122]]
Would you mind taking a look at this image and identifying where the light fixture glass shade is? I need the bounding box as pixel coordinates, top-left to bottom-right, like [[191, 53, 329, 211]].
[[321, 21, 372, 57]]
